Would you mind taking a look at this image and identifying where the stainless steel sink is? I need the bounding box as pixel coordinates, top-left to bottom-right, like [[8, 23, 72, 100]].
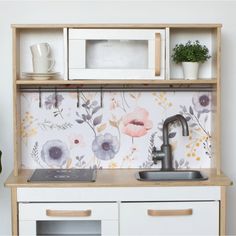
[[136, 170, 208, 181]]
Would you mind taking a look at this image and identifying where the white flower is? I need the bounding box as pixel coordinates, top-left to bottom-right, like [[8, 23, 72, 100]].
[[92, 133, 119, 161], [192, 93, 211, 113], [41, 140, 70, 167]]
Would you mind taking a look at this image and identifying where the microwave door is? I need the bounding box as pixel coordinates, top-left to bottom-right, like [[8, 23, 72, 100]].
[[69, 29, 165, 80]]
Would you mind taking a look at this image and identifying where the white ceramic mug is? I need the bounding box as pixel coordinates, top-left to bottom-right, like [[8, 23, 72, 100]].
[[30, 42, 51, 58], [32, 58, 55, 73]]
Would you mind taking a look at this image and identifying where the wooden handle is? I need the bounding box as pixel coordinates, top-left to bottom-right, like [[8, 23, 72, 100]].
[[147, 208, 193, 217], [155, 33, 161, 76], [46, 209, 92, 217]]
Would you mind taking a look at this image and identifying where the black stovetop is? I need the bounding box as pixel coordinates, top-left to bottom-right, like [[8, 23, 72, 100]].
[[28, 169, 97, 182]]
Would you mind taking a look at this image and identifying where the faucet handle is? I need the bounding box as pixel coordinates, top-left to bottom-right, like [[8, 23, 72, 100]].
[[152, 146, 157, 153], [152, 146, 159, 164], [151, 146, 165, 165]]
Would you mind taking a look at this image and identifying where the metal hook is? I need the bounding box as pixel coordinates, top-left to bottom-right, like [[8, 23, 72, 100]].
[[77, 88, 80, 108], [54, 87, 58, 108], [39, 87, 42, 108], [100, 87, 103, 108]]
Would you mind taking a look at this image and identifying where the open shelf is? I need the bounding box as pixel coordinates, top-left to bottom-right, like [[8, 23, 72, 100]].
[[168, 28, 218, 80], [16, 79, 217, 85], [12, 23, 222, 29]]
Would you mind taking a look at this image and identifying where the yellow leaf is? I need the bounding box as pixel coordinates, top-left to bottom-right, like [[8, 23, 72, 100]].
[[66, 158, 72, 169], [130, 94, 136, 98], [171, 141, 177, 151], [109, 120, 118, 128], [97, 123, 107, 133]]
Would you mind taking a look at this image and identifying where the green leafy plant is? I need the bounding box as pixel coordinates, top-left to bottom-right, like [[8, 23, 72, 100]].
[[172, 40, 211, 63]]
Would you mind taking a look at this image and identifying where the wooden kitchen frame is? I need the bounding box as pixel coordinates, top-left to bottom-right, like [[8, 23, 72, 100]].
[[6, 24, 231, 236]]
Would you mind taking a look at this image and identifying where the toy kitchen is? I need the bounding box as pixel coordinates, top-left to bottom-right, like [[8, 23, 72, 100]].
[[5, 23, 232, 236]]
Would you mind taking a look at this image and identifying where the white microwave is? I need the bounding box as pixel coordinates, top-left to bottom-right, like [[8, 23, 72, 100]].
[[68, 29, 166, 80]]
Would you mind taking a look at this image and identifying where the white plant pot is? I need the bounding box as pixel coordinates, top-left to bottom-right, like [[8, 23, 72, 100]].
[[182, 62, 199, 80]]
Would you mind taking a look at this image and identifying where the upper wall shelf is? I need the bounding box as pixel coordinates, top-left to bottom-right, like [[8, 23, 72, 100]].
[[11, 23, 222, 29], [13, 23, 221, 83], [16, 79, 217, 85]]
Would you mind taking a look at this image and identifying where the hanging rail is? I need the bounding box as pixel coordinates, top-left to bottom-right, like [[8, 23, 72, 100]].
[[19, 84, 215, 93]]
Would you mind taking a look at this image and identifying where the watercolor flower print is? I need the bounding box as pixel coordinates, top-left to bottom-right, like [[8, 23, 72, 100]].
[[41, 140, 70, 167], [121, 107, 153, 141], [75, 96, 120, 161]]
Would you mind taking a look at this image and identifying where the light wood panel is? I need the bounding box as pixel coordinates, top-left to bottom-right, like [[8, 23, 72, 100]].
[[220, 186, 226, 236], [11, 24, 222, 29], [46, 209, 92, 217], [16, 79, 218, 85], [216, 27, 222, 174], [12, 28, 21, 176], [155, 33, 161, 76], [5, 169, 232, 188], [11, 188, 18, 235], [147, 208, 193, 216]]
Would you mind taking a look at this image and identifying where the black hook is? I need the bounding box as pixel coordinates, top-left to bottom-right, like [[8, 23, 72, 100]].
[[100, 87, 103, 108], [77, 88, 80, 108], [39, 87, 42, 108], [54, 87, 58, 108]]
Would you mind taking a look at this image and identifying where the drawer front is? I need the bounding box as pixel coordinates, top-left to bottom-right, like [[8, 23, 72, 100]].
[[17, 187, 221, 202], [120, 201, 219, 236], [19, 202, 118, 221]]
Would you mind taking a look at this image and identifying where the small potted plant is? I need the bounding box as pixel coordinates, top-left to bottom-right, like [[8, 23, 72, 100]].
[[172, 40, 211, 80]]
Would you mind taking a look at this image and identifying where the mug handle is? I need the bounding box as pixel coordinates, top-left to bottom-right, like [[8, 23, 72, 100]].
[[46, 43, 51, 57], [48, 59, 55, 72]]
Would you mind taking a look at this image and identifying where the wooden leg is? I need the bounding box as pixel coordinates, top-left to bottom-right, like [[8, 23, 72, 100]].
[[220, 186, 226, 236], [11, 188, 18, 236]]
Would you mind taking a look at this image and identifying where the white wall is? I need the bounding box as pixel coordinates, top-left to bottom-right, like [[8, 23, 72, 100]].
[[0, 1, 236, 235]]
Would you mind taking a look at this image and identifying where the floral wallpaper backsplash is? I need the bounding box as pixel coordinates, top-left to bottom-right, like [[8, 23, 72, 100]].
[[21, 91, 214, 169]]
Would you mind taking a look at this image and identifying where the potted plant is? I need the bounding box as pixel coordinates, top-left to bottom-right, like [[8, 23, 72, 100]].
[[172, 40, 211, 80]]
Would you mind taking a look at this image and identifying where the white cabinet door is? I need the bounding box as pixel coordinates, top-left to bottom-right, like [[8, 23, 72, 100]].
[[120, 201, 219, 236], [19, 202, 118, 236], [69, 29, 165, 80]]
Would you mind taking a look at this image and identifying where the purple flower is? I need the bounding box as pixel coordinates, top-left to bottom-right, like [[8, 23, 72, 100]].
[[192, 93, 211, 113], [92, 133, 119, 161], [41, 140, 69, 167], [45, 94, 64, 109]]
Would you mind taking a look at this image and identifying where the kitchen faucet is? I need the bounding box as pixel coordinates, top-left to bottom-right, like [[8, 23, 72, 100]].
[[152, 114, 189, 170]]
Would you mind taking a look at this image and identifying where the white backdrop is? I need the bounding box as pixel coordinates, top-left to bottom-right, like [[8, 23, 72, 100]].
[[0, 1, 236, 235]]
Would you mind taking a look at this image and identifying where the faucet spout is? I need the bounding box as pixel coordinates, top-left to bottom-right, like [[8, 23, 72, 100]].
[[163, 114, 189, 145], [152, 114, 189, 171]]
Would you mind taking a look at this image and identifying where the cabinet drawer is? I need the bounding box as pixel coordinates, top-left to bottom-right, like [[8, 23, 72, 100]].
[[120, 201, 219, 236], [19, 202, 118, 221]]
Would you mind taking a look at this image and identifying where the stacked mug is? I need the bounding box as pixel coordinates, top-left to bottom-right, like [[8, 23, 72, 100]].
[[30, 42, 55, 73]]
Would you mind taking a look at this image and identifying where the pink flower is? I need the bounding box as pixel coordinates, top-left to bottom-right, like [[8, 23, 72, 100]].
[[68, 134, 86, 149], [121, 107, 153, 137]]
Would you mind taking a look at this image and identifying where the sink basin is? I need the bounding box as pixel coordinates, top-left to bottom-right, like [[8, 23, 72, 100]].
[[136, 170, 208, 181]]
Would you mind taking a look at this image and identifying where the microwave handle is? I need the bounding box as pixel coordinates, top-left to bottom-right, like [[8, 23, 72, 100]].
[[155, 33, 161, 76]]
